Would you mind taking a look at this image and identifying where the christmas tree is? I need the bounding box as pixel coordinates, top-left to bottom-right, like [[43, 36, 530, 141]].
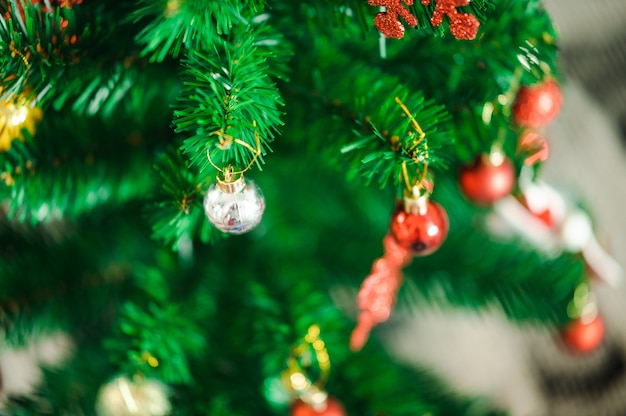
[[0, 0, 618, 414]]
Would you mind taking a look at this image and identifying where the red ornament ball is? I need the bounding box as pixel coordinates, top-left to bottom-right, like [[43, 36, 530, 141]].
[[459, 154, 516, 205], [512, 80, 563, 129], [291, 398, 346, 416], [389, 199, 449, 256], [561, 315, 604, 354]]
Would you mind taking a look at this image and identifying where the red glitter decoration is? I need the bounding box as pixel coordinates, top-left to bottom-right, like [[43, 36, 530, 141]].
[[512, 80, 563, 129], [350, 232, 415, 351], [459, 154, 516, 205], [291, 398, 347, 416], [368, 0, 418, 39], [561, 315, 604, 354], [518, 131, 549, 166], [421, 0, 480, 40], [383, 233, 414, 267], [389, 200, 449, 256], [350, 256, 404, 351], [351, 198, 449, 351]]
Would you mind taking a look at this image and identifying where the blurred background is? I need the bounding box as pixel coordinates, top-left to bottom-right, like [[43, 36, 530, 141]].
[[381, 1, 626, 415], [545, 0, 626, 138]]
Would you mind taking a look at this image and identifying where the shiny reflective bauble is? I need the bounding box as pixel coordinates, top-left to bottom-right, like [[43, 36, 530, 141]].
[[459, 155, 516, 205], [512, 80, 562, 129], [291, 398, 346, 416], [204, 179, 265, 234], [561, 315, 604, 354], [389, 200, 449, 256]]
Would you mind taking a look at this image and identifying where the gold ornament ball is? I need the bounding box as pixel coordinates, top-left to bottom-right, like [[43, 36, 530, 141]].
[[0, 98, 43, 152]]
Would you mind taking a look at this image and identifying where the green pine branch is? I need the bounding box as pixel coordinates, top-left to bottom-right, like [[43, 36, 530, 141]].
[[146, 147, 221, 251], [0, 0, 136, 105], [104, 300, 206, 385], [175, 21, 286, 176], [129, 0, 268, 62], [0, 132, 153, 223]]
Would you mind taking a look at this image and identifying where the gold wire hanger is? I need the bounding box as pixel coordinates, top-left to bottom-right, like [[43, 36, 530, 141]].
[[206, 121, 262, 193]]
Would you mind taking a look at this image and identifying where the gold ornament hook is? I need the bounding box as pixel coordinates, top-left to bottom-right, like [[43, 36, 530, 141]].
[[282, 325, 331, 407], [206, 121, 262, 181], [395, 97, 430, 196], [8, 42, 31, 89]]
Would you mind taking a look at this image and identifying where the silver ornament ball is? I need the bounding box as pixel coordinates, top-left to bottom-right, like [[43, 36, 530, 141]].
[[204, 176, 265, 234]]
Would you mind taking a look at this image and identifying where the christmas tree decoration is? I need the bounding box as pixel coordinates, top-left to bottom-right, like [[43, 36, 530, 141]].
[[560, 283, 604, 354], [496, 175, 624, 286], [352, 142, 447, 351], [517, 130, 549, 166], [0, 94, 43, 152], [203, 128, 265, 234], [281, 326, 345, 416], [512, 80, 563, 129], [561, 314, 605, 354], [389, 194, 449, 255], [382, 232, 415, 268], [351, 255, 404, 351], [368, 0, 418, 39], [517, 177, 565, 229], [290, 398, 347, 416], [203, 171, 265, 234], [459, 152, 516, 205], [350, 216, 419, 352], [95, 376, 171, 416], [421, 0, 481, 40]]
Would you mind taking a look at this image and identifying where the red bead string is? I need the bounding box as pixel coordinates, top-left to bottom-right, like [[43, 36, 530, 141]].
[[350, 235, 413, 351], [421, 0, 480, 40], [367, 0, 418, 39]]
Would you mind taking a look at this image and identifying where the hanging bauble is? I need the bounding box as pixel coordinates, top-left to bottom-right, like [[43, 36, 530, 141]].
[[561, 314, 605, 354], [204, 173, 265, 234], [389, 195, 449, 256], [291, 397, 346, 416], [459, 153, 516, 205], [512, 80, 563, 129], [95, 376, 171, 416]]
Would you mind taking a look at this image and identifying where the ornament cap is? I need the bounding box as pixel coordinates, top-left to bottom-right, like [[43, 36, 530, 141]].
[[487, 150, 506, 167], [216, 174, 246, 194], [403, 193, 429, 215]]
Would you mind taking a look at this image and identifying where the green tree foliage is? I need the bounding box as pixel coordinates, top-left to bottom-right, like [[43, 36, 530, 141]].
[[0, 0, 585, 414]]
